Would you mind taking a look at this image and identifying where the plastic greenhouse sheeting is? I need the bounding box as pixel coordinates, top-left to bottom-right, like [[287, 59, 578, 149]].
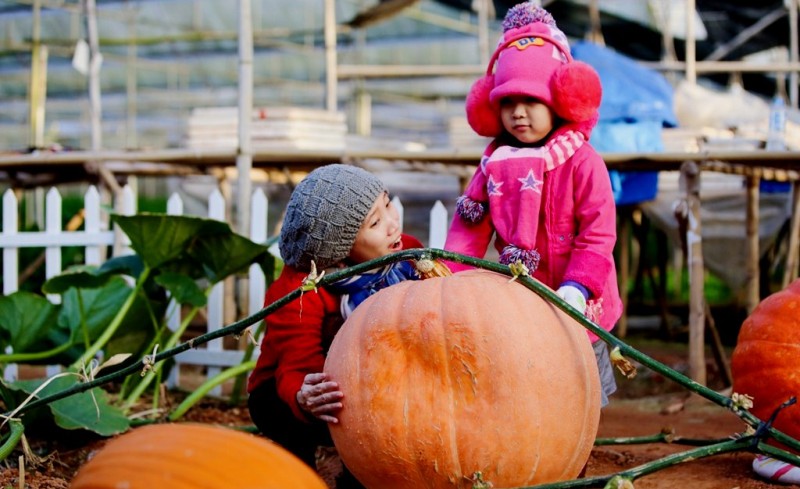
[[572, 41, 677, 206]]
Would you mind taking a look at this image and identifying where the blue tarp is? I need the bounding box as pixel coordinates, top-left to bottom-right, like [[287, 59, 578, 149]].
[[572, 41, 677, 205]]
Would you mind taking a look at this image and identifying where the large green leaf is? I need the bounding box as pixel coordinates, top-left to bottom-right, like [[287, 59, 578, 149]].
[[188, 232, 271, 284], [111, 213, 230, 269], [8, 375, 129, 436], [155, 272, 207, 307], [0, 292, 60, 353], [42, 265, 113, 295], [57, 276, 133, 343], [98, 254, 145, 280]]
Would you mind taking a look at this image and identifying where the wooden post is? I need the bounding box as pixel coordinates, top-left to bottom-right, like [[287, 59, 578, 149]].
[[744, 175, 760, 313], [680, 161, 706, 385], [617, 209, 631, 338], [783, 181, 800, 287]]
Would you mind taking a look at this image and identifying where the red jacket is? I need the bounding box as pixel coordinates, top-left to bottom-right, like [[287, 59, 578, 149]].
[[247, 234, 423, 421]]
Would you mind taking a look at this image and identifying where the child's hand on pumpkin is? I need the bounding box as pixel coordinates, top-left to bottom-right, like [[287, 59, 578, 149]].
[[296, 372, 344, 423]]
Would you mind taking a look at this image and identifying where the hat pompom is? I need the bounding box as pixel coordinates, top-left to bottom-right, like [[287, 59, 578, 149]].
[[465, 74, 502, 137], [502, 3, 555, 32], [551, 61, 602, 123]]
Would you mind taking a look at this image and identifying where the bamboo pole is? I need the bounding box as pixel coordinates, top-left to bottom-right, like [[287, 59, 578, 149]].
[[744, 176, 760, 313], [28, 0, 47, 150], [783, 181, 800, 287], [681, 161, 706, 385]]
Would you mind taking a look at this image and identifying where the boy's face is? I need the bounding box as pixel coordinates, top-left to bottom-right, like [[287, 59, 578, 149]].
[[348, 192, 403, 264], [499, 95, 554, 144]]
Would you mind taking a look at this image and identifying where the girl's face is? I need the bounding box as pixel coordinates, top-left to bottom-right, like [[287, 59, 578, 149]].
[[348, 191, 403, 264], [499, 95, 555, 144]]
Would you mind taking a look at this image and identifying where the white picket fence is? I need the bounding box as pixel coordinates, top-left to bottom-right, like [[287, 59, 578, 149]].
[[0, 184, 450, 393]]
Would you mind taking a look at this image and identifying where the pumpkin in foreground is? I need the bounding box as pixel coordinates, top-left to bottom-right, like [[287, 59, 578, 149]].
[[324, 269, 601, 489], [731, 278, 800, 452], [69, 423, 327, 489]]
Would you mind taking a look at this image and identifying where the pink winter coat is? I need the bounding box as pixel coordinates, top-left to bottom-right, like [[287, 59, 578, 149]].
[[444, 129, 622, 342]]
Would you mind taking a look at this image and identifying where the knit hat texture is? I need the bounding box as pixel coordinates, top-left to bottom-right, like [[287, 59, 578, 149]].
[[465, 2, 602, 137], [490, 8, 570, 107], [279, 164, 386, 271]]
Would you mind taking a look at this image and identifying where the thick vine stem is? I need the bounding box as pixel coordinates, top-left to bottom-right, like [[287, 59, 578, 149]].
[[521, 437, 757, 489], [5, 248, 800, 477], [167, 360, 256, 421], [0, 419, 25, 461]]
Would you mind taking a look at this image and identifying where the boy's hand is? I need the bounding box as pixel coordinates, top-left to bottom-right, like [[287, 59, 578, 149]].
[[296, 372, 344, 424]]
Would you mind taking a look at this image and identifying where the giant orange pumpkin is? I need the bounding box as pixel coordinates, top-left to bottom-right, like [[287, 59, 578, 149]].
[[731, 279, 800, 452], [70, 423, 327, 488], [324, 269, 601, 489]]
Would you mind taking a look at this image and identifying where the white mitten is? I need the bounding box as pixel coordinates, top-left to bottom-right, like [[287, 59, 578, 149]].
[[556, 285, 587, 315]]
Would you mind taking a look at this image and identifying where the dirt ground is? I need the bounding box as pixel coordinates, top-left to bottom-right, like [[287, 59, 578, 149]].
[[0, 338, 796, 489]]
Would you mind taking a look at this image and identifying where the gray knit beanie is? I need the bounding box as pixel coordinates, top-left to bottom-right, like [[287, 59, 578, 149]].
[[279, 164, 386, 271]]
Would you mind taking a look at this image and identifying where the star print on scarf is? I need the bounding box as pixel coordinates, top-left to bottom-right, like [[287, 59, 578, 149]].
[[487, 175, 504, 196], [518, 169, 543, 193]]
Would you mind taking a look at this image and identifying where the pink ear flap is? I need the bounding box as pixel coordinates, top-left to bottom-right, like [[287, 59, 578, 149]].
[[551, 61, 602, 123], [465, 74, 502, 137]]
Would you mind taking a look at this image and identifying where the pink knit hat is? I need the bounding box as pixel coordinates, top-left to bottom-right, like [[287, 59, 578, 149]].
[[466, 3, 602, 137]]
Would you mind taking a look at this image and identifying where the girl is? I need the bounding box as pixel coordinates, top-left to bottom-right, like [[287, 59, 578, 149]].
[[444, 3, 622, 408]]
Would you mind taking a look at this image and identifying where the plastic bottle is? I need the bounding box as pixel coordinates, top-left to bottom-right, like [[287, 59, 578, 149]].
[[766, 95, 787, 151]]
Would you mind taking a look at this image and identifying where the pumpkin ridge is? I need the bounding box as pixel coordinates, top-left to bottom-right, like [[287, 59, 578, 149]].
[[403, 279, 450, 485], [433, 275, 464, 483], [558, 299, 602, 478]]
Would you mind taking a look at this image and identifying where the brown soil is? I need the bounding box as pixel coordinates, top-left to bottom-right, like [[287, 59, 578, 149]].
[[0, 339, 796, 489]]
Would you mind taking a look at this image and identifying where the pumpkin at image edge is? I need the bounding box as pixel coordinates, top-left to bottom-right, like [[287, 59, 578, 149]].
[[69, 423, 328, 489], [731, 278, 800, 453], [324, 269, 601, 489]]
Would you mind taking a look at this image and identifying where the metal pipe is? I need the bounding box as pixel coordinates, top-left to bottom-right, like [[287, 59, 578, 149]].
[[324, 0, 337, 112], [236, 0, 253, 238], [685, 0, 697, 84], [337, 61, 800, 79], [84, 0, 102, 151], [125, 1, 137, 149], [790, 0, 799, 108]]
